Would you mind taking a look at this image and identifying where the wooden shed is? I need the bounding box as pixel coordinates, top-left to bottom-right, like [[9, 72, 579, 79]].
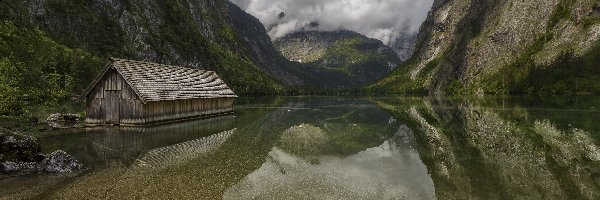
[[82, 58, 238, 125]]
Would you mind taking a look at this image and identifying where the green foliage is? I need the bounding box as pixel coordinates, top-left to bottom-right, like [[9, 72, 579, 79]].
[[475, 37, 600, 95], [153, 0, 207, 60], [547, 0, 575, 30], [0, 58, 29, 116], [206, 43, 285, 95], [44, 0, 131, 57], [520, 46, 600, 95], [367, 64, 428, 94], [322, 37, 397, 76], [0, 1, 31, 27], [581, 17, 600, 29], [473, 33, 552, 94], [368, 54, 445, 95], [0, 20, 103, 117], [446, 80, 465, 95]]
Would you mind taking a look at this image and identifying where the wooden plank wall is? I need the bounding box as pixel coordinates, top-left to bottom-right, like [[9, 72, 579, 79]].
[[143, 98, 235, 124], [86, 69, 145, 125]]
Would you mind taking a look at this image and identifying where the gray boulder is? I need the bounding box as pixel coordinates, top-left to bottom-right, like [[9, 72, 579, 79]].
[[39, 150, 83, 173], [1, 131, 83, 174]]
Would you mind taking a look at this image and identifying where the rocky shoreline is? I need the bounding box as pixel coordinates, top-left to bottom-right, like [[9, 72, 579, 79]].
[[0, 129, 83, 175], [46, 113, 85, 129]]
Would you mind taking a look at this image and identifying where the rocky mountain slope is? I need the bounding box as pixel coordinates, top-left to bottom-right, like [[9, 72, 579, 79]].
[[226, 4, 307, 87], [388, 33, 417, 62], [274, 30, 401, 88], [372, 0, 600, 95]]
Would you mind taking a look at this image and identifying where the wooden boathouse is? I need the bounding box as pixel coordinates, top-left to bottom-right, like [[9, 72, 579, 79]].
[[81, 58, 238, 125]]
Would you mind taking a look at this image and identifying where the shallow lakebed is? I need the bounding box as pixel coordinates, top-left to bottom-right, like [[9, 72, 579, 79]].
[[1, 96, 600, 199]]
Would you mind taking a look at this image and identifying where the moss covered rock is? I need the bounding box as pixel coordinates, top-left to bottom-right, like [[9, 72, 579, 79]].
[[0, 130, 83, 174]]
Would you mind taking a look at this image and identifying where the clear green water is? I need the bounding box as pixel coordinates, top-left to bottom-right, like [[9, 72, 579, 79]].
[[1, 96, 600, 199]]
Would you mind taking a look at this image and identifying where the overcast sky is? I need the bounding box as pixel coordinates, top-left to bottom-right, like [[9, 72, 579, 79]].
[[230, 0, 434, 45]]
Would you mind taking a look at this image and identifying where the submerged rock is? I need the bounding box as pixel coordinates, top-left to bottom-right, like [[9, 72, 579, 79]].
[[39, 150, 83, 173], [279, 124, 329, 157], [0, 131, 83, 174], [1, 162, 39, 174], [0, 132, 44, 162]]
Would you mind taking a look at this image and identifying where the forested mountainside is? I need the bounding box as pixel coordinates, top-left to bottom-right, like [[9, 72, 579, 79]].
[[0, 0, 299, 116], [371, 0, 600, 95], [274, 31, 401, 89]]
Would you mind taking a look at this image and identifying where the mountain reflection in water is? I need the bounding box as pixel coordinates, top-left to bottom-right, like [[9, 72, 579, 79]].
[[377, 96, 600, 200], [224, 125, 435, 199], [0, 96, 599, 200]]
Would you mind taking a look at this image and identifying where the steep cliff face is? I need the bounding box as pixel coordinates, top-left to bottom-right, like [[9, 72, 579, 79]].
[[226, 4, 306, 86], [5, 0, 291, 95], [388, 33, 417, 62], [373, 0, 600, 95], [274, 31, 401, 88]]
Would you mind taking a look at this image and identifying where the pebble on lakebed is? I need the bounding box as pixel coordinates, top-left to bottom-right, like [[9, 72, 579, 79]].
[[0, 130, 83, 174]]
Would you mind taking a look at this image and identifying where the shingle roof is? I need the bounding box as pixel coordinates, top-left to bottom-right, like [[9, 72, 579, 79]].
[[83, 58, 238, 103]]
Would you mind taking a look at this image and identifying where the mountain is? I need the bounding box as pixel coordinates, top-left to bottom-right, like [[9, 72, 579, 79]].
[[371, 0, 600, 95], [388, 33, 417, 62], [1, 0, 314, 115], [274, 30, 401, 89], [1, 0, 298, 100], [226, 4, 307, 86]]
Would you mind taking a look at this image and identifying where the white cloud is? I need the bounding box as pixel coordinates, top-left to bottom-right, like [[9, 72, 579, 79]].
[[230, 0, 434, 45]]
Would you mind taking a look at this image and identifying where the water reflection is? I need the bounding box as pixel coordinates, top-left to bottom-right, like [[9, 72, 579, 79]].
[[43, 116, 235, 168], [1, 96, 599, 199], [376, 96, 600, 199], [224, 125, 435, 199], [134, 129, 237, 169]]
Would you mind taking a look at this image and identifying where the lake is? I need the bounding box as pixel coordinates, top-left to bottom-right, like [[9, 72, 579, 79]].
[[1, 96, 600, 199]]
